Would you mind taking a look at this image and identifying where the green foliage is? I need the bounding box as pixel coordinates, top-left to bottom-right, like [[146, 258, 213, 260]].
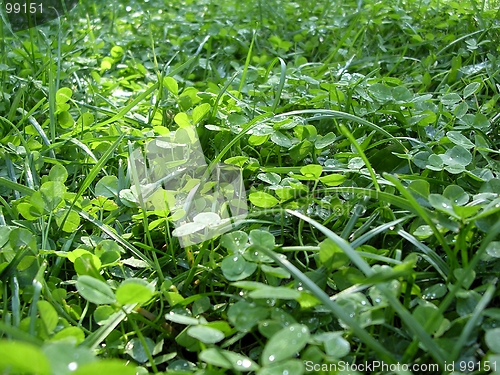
[[0, 340, 135, 375], [1, 0, 500, 373]]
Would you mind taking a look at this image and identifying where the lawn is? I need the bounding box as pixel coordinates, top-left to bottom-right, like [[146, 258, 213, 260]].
[[0, 0, 500, 374]]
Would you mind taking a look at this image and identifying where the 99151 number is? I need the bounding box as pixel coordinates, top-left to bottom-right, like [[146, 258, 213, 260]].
[[5, 2, 43, 14]]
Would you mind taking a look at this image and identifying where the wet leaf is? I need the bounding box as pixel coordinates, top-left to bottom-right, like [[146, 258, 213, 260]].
[[0, 341, 50, 375], [125, 337, 155, 363], [116, 278, 154, 305], [261, 324, 310, 365], [165, 312, 199, 325], [319, 173, 346, 187], [49, 165, 68, 183], [76, 275, 116, 305], [422, 283, 447, 300], [249, 230, 275, 249], [412, 302, 443, 334], [315, 332, 350, 358], [463, 82, 481, 99], [442, 185, 469, 206], [95, 176, 119, 198], [164, 77, 178, 96], [300, 164, 322, 179], [486, 241, 500, 258], [228, 301, 269, 331], [440, 93, 461, 106], [249, 191, 279, 208], [72, 360, 136, 375], [192, 103, 211, 125], [220, 231, 249, 254], [43, 342, 96, 375], [38, 300, 58, 335], [187, 325, 225, 344], [248, 286, 301, 300], [200, 348, 259, 372], [485, 328, 500, 353], [440, 145, 472, 167], [221, 254, 257, 281], [56, 87, 73, 104], [446, 131, 474, 149], [257, 359, 304, 375], [368, 83, 393, 102]]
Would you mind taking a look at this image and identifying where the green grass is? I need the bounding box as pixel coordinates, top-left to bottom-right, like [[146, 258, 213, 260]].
[[0, 0, 500, 374]]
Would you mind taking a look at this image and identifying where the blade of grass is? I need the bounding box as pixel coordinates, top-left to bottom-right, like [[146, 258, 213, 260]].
[[339, 124, 380, 191], [81, 303, 138, 350], [28, 263, 46, 337], [66, 138, 100, 164], [383, 173, 455, 269], [211, 71, 239, 118], [271, 57, 287, 113], [0, 321, 43, 346], [56, 134, 124, 235], [45, 33, 57, 142], [0, 247, 32, 283], [76, 208, 152, 267], [127, 141, 164, 282], [0, 177, 36, 196], [397, 229, 449, 280], [351, 216, 409, 248], [340, 196, 370, 240], [19, 109, 52, 148], [0, 196, 14, 220], [7, 85, 26, 122], [238, 30, 256, 94]]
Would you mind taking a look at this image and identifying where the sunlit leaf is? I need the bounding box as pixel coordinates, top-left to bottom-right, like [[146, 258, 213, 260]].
[[76, 275, 116, 305]]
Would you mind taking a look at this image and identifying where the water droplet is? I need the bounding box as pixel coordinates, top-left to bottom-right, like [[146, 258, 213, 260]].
[[241, 359, 252, 368], [289, 326, 295, 331], [68, 362, 78, 371], [269, 355, 275, 362]]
